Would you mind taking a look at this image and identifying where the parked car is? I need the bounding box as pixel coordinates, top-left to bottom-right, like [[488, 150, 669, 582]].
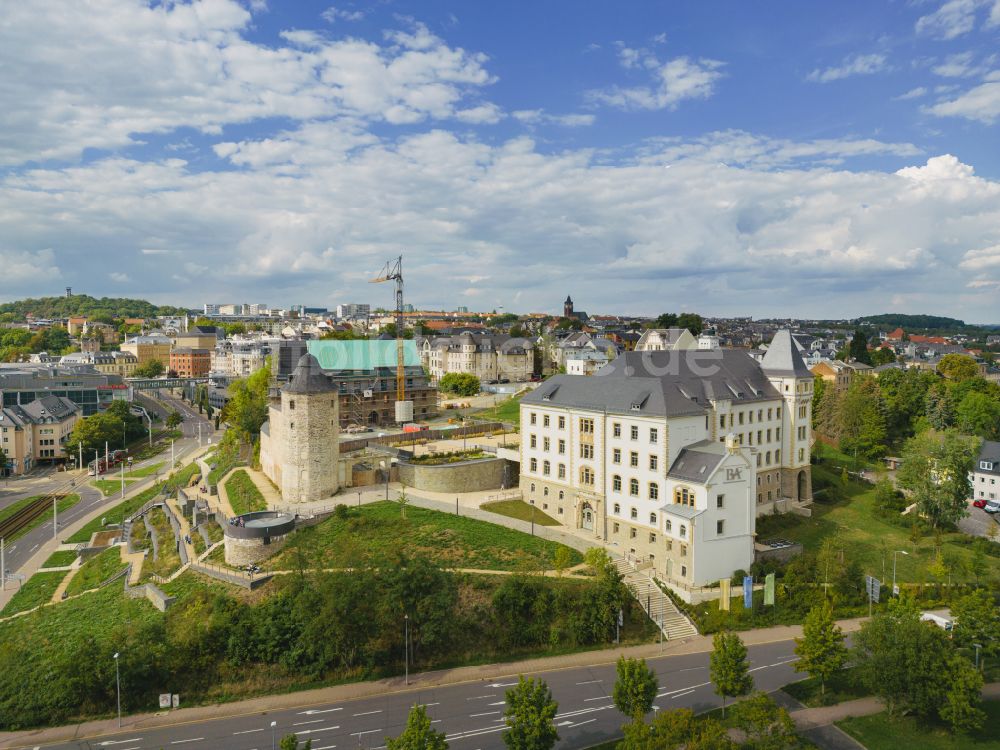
[[985, 499, 1000, 514], [973, 498, 988, 509]]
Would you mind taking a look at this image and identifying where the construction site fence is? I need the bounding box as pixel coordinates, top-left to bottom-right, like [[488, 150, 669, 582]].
[[339, 422, 509, 454]]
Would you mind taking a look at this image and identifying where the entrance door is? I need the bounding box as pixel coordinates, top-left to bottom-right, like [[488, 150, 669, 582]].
[[581, 502, 594, 531]]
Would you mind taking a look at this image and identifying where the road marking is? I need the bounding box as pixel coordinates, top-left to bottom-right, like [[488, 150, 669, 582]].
[[350, 729, 381, 738], [353, 709, 382, 716], [575, 679, 602, 685], [583, 696, 606, 702], [233, 729, 264, 735], [567, 719, 597, 728], [466, 694, 496, 700], [671, 689, 696, 699], [425, 702, 440, 707], [487, 700, 505, 706], [312, 745, 337, 750], [657, 682, 710, 698], [469, 711, 499, 717], [431, 720, 442, 724], [296, 726, 340, 735], [170, 739, 204, 744], [299, 708, 343, 715], [98, 740, 143, 746], [293, 719, 324, 726], [486, 682, 517, 688]]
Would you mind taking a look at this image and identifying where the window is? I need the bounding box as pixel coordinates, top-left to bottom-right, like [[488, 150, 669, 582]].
[[767, 408, 773, 420], [581, 444, 594, 459], [630, 425, 639, 440], [776, 428, 781, 440], [799, 448, 805, 462], [738, 411, 744, 425], [680, 544, 687, 557], [798, 426, 806, 440], [613, 522, 620, 533], [649, 512, 657, 524], [612, 448, 622, 464], [530, 412, 537, 425], [580, 418, 594, 434], [581, 467, 594, 485], [748, 410, 754, 424], [559, 490, 564, 499], [776, 449, 781, 463], [613, 422, 621, 437], [766, 451, 771, 465], [543, 437, 550, 451], [681, 565, 687, 577], [558, 439, 566, 454], [558, 463, 566, 479], [758, 409, 763, 421], [667, 539, 673, 551], [649, 482, 659, 500], [630, 528, 637, 538], [630, 451, 639, 467], [679, 525, 687, 538], [717, 520, 725, 535], [614, 502, 621, 514], [757, 430, 762, 444], [717, 493, 724, 509], [530, 458, 537, 472], [757, 493, 762, 504], [666, 520, 672, 532], [288, 399, 295, 410], [776, 407, 781, 418], [756, 454, 762, 467], [543, 460, 550, 476], [543, 487, 549, 496], [543, 414, 550, 427], [530, 434, 537, 448], [650, 428, 658, 444], [674, 487, 693, 506], [767, 429, 772, 442], [630, 507, 638, 519], [649, 455, 658, 471], [719, 415, 726, 429], [558, 416, 565, 429], [630, 478, 639, 496], [613, 475, 622, 492], [798, 405, 807, 419], [530, 483, 536, 492], [649, 533, 657, 544]]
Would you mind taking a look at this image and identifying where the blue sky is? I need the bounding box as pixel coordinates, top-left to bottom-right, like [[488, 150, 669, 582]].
[[2, 0, 1000, 321]]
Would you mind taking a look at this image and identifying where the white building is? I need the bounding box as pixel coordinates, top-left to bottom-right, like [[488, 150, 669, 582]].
[[635, 328, 698, 351], [566, 349, 610, 376], [972, 440, 1000, 504], [419, 333, 534, 383], [336, 303, 370, 320], [518, 330, 814, 598]]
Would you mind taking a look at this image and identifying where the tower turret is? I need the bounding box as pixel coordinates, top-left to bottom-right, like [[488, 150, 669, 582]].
[[280, 353, 340, 502]]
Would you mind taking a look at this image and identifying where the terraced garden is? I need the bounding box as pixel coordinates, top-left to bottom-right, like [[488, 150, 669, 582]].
[[225, 469, 267, 515], [141, 507, 181, 580], [65, 547, 127, 597], [0, 572, 65, 616], [40, 550, 78, 569]]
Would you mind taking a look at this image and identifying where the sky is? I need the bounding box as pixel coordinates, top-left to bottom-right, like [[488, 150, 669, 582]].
[[2, 1, 1000, 322]]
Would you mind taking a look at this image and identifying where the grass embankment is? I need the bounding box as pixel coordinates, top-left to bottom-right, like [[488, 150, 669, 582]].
[[837, 701, 1000, 749], [472, 389, 526, 427], [0, 494, 81, 542], [66, 462, 200, 544], [271, 501, 583, 571], [40, 550, 78, 569], [65, 547, 127, 596], [129, 516, 152, 554], [783, 667, 870, 707], [127, 462, 164, 478], [203, 518, 224, 544], [141, 507, 180, 580], [481, 499, 560, 526], [409, 450, 490, 465], [92, 479, 136, 496], [225, 470, 267, 515], [207, 441, 243, 486], [1, 572, 66, 616]]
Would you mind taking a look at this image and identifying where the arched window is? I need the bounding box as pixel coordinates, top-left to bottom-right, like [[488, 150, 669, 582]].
[[649, 482, 659, 500], [673, 486, 693, 506], [614, 503, 621, 514], [629, 478, 639, 496], [630, 507, 638, 519], [543, 487, 549, 496], [765, 451, 771, 465], [649, 512, 657, 524], [580, 466, 594, 485], [530, 483, 536, 492], [613, 474, 622, 492], [558, 491, 564, 500]]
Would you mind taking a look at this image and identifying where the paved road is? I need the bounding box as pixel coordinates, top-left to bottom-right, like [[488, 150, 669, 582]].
[[958, 503, 999, 539], [36, 639, 803, 750]]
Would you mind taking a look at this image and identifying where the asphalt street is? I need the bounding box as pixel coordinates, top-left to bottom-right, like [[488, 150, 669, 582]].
[[39, 639, 804, 750]]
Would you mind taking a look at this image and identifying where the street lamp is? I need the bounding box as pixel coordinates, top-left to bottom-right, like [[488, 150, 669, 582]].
[[270, 720, 277, 750], [892, 550, 908, 596], [113, 652, 121, 728], [973, 643, 983, 671], [404, 614, 410, 685]]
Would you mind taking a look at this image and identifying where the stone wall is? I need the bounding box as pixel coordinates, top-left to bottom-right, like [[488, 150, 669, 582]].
[[396, 456, 513, 493], [224, 531, 290, 566]]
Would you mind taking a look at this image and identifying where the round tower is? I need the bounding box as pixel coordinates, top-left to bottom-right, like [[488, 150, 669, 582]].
[[280, 353, 340, 503]]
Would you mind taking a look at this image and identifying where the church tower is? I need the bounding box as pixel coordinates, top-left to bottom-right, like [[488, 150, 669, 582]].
[[280, 353, 340, 502], [760, 330, 814, 505], [564, 295, 574, 319]]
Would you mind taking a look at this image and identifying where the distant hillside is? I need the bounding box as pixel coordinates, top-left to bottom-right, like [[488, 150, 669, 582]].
[[857, 313, 967, 330], [0, 295, 186, 322]]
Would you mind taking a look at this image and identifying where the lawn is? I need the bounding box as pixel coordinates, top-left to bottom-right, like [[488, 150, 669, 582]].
[[783, 667, 870, 707], [207, 441, 244, 486], [837, 700, 1000, 749], [472, 389, 527, 427], [271, 501, 583, 572], [141, 507, 180, 580], [65, 547, 127, 597], [1, 572, 65, 616], [225, 469, 267, 515], [40, 550, 78, 569], [0, 494, 80, 542], [91, 478, 137, 496], [202, 517, 224, 544], [754, 464, 999, 588], [481, 499, 560, 526], [126, 462, 164, 478]]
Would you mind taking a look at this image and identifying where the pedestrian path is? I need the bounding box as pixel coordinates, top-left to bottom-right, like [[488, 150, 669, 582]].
[[613, 557, 699, 640]]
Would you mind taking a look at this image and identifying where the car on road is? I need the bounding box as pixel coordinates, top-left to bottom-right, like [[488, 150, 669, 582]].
[[985, 499, 1000, 514], [973, 498, 988, 509]]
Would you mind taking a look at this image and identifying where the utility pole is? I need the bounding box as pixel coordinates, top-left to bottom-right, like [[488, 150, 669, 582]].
[[1, 537, 5, 591], [404, 614, 410, 685], [121, 460, 126, 499], [53, 496, 58, 540], [78, 442, 83, 472]]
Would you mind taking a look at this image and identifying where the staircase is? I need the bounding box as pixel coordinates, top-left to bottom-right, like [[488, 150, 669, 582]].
[[613, 557, 699, 641]]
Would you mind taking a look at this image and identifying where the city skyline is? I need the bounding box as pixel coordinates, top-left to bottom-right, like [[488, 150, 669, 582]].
[[2, 1, 1000, 320]]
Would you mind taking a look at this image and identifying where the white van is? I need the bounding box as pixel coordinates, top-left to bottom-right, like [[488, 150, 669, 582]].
[[920, 612, 953, 631]]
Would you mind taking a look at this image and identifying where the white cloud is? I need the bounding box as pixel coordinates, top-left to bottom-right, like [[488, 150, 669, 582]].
[[454, 103, 504, 124], [512, 110, 596, 127], [110, 272, 132, 283], [321, 6, 366, 23], [894, 86, 928, 100], [959, 244, 1000, 269], [926, 75, 1000, 123], [589, 55, 726, 110], [932, 51, 995, 77], [916, 0, 995, 38], [0, 249, 60, 288], [807, 53, 888, 83], [0, 2, 497, 166]]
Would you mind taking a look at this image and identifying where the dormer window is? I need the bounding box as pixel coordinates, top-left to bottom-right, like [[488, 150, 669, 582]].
[[982, 461, 995, 471]]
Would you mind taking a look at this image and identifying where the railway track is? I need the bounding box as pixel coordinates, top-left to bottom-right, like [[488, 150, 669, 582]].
[[0, 493, 66, 541]]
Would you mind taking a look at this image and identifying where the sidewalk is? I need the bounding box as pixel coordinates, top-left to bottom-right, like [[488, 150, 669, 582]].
[[0, 616, 869, 749]]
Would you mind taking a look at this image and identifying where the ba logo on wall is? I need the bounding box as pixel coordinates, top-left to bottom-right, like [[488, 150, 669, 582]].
[[725, 467, 743, 481]]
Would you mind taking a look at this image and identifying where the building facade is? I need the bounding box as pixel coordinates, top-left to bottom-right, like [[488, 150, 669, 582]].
[[972, 440, 1000, 503], [418, 333, 534, 383], [121, 335, 172, 367], [0, 395, 81, 475], [60, 351, 138, 377], [0, 364, 128, 416], [169, 348, 211, 378], [635, 328, 698, 351], [518, 331, 814, 595]]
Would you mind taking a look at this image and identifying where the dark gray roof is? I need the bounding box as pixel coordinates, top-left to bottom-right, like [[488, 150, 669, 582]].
[[522, 348, 781, 418], [667, 441, 726, 483], [978, 440, 1000, 475], [284, 354, 336, 394], [1, 395, 79, 426], [659, 503, 703, 519], [760, 330, 813, 378]]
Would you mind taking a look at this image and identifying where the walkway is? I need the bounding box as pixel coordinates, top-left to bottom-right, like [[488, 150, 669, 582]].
[[613, 557, 698, 640]]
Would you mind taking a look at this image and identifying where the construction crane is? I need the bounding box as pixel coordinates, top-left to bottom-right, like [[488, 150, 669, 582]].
[[370, 255, 413, 423]]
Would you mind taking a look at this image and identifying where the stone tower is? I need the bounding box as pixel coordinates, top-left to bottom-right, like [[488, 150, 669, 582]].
[[760, 330, 814, 505], [564, 295, 574, 319], [280, 353, 340, 502]]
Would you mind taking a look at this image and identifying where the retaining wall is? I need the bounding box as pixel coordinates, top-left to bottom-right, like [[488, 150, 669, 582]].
[[396, 456, 514, 493]]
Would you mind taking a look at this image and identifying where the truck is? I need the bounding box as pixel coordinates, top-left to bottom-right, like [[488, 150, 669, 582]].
[[402, 423, 428, 434], [920, 612, 953, 632]]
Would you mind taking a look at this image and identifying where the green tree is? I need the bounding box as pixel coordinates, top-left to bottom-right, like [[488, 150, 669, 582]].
[[848, 329, 872, 365], [386, 704, 448, 750], [951, 588, 1000, 661], [956, 391, 1000, 440], [222, 360, 271, 441], [0, 445, 7, 475], [709, 632, 753, 717], [618, 709, 735, 750], [166, 410, 184, 429], [730, 692, 798, 750], [438, 372, 481, 396], [938, 353, 980, 381], [583, 546, 611, 574], [649, 313, 678, 329], [502, 676, 559, 750], [793, 601, 847, 696], [612, 656, 658, 721], [837, 377, 888, 459], [870, 347, 897, 366], [676, 312, 704, 336], [897, 429, 977, 529], [939, 654, 986, 732], [279, 734, 311, 750], [134, 359, 165, 378], [552, 546, 573, 576], [395, 485, 411, 519]]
